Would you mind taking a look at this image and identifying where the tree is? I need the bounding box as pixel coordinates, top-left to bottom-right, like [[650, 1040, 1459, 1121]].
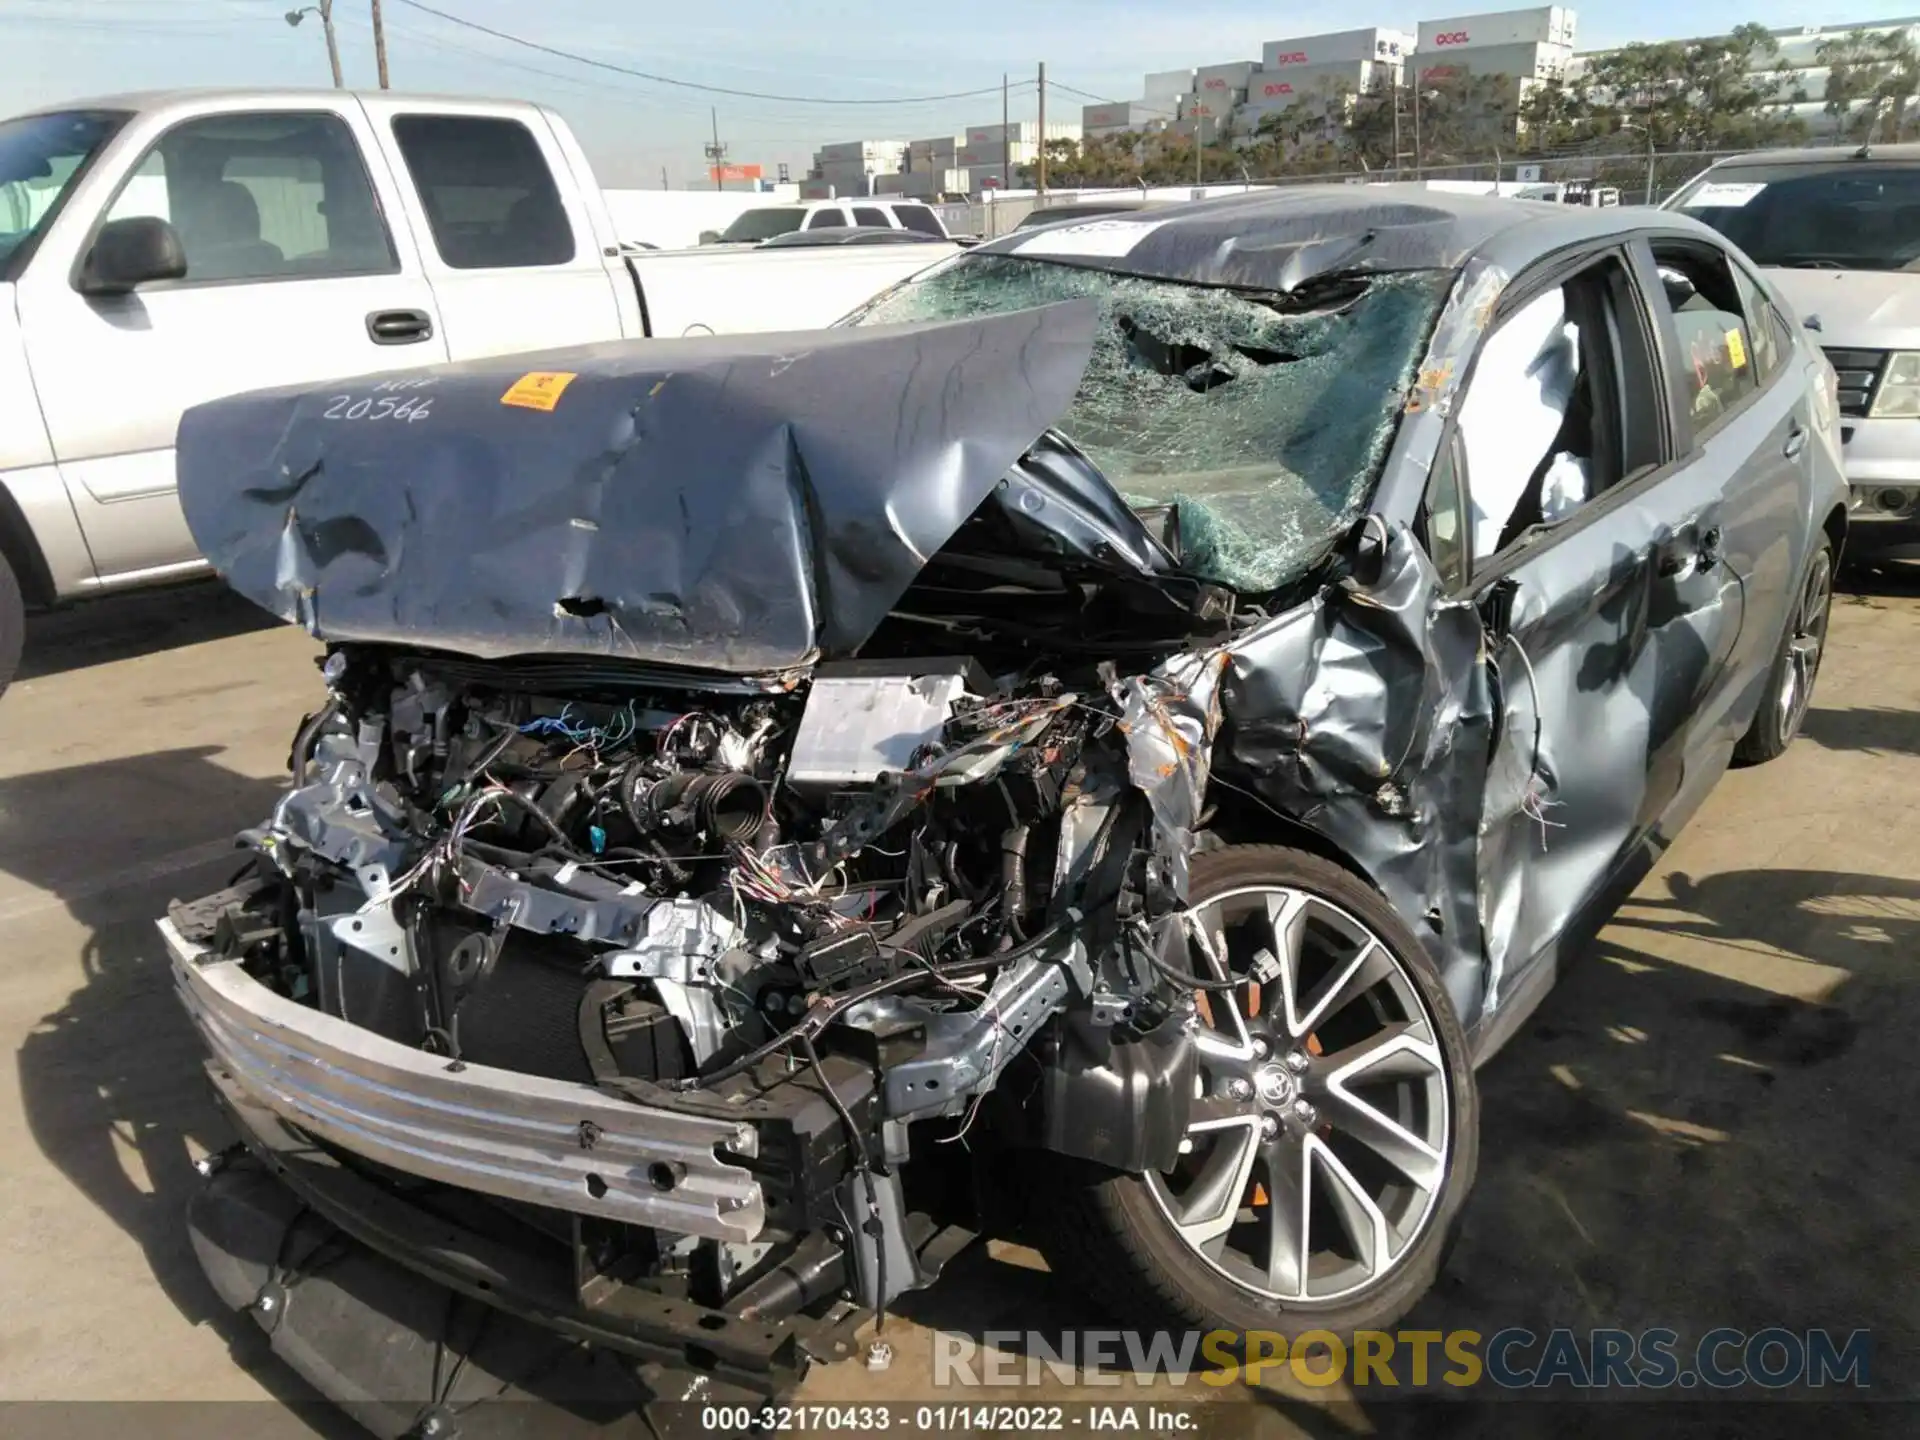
[[1527, 24, 1807, 151], [1412, 70, 1524, 164], [1819, 28, 1920, 141]]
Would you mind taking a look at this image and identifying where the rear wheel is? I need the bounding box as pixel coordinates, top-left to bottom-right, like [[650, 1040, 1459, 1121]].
[[1040, 845, 1478, 1341], [0, 553, 23, 699], [1735, 535, 1833, 765]]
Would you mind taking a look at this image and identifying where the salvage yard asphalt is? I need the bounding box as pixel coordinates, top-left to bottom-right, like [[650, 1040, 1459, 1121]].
[[1, 570, 1916, 1435]]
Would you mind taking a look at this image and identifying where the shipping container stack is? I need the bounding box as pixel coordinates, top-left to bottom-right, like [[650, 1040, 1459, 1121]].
[[1411, 5, 1578, 111], [955, 120, 1081, 188], [808, 138, 908, 198], [1236, 28, 1416, 145]]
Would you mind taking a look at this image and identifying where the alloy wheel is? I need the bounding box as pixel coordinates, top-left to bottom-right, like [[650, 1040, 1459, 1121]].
[[1146, 885, 1453, 1306], [1778, 547, 1833, 747]]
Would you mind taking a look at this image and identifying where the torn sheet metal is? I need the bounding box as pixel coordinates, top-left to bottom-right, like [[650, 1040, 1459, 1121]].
[[1215, 523, 1496, 1024], [176, 304, 1099, 674], [1108, 650, 1229, 899]]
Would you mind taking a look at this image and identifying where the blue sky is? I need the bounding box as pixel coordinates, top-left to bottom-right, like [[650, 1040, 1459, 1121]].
[[0, 0, 1910, 185]]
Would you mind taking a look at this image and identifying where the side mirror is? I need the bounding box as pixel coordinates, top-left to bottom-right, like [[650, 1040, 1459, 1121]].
[[698, 229, 721, 245], [78, 216, 187, 296]]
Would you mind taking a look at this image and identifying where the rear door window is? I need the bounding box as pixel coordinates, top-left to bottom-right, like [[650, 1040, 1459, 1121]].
[[1649, 242, 1762, 436], [807, 208, 849, 229], [1728, 260, 1785, 383], [389, 115, 574, 269], [852, 206, 890, 228]]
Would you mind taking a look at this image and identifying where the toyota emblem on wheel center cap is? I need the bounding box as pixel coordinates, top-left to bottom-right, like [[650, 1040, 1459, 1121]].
[[1254, 1063, 1298, 1108]]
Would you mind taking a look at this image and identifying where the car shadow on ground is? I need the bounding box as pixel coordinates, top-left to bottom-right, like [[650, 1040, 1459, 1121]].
[[11, 751, 1916, 1435], [18, 581, 278, 685], [896, 862, 1920, 1434], [4, 747, 364, 1435]]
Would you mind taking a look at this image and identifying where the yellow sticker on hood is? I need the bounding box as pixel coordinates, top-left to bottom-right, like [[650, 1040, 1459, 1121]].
[[501, 371, 578, 411], [1726, 329, 1748, 370]]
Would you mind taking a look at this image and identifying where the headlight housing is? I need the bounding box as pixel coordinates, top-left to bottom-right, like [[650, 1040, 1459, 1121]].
[[1870, 351, 1920, 417]]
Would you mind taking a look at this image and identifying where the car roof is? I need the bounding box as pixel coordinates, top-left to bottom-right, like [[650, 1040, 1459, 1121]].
[[1707, 142, 1920, 169], [21, 86, 538, 114], [973, 183, 1706, 287]]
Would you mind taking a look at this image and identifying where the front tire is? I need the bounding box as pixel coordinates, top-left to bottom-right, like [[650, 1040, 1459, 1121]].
[[1735, 535, 1833, 766], [1040, 845, 1478, 1341], [0, 552, 23, 699]]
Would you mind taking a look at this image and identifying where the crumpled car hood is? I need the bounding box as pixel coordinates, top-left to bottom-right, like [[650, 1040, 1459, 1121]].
[[176, 302, 1099, 674]]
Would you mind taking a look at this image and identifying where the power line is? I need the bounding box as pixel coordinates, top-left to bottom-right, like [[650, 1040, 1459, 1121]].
[[389, 0, 1033, 106]]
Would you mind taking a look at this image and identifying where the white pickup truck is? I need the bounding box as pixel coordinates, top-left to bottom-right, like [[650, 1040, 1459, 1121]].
[[0, 89, 960, 691]]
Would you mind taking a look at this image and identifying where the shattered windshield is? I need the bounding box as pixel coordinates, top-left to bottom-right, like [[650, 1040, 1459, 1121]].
[[845, 254, 1452, 590]]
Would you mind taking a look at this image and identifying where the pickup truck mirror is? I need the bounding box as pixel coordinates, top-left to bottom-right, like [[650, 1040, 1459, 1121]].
[[78, 216, 188, 296]]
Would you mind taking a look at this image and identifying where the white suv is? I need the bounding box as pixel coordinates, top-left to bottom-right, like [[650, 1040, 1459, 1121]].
[[705, 199, 952, 245]]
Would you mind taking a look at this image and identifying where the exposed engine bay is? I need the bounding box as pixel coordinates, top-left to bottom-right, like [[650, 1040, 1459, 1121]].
[[170, 610, 1240, 1377]]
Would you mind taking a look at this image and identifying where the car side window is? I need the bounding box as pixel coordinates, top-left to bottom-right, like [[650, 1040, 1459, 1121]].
[[852, 206, 889, 228], [808, 208, 849, 229], [100, 111, 395, 284], [895, 204, 944, 236], [1417, 429, 1471, 592], [1649, 243, 1759, 434], [389, 115, 575, 269], [1449, 258, 1635, 568], [1728, 260, 1784, 382]]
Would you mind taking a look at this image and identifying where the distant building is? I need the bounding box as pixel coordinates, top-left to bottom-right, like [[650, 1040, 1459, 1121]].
[[800, 10, 1920, 193]]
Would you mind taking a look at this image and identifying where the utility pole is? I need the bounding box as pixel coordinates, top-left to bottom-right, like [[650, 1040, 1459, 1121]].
[[285, 3, 343, 89], [1391, 85, 1402, 178], [1037, 61, 1047, 200], [1002, 72, 1009, 197], [661, 165, 669, 190], [1413, 86, 1422, 178], [370, 0, 390, 88], [1195, 102, 1203, 186], [704, 108, 728, 192]]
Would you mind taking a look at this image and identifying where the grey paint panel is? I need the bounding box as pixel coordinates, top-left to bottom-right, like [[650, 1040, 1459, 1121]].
[[176, 304, 1099, 672]]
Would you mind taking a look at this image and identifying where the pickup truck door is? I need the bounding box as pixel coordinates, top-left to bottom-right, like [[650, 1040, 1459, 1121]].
[[13, 96, 449, 587], [356, 98, 636, 360]]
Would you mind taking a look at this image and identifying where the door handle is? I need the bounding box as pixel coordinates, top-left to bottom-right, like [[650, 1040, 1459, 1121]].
[[366, 309, 433, 345], [1657, 526, 1722, 578], [1783, 422, 1808, 459]]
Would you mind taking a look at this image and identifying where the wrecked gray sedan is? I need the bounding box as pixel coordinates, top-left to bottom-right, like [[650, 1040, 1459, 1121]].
[[161, 189, 1847, 1421]]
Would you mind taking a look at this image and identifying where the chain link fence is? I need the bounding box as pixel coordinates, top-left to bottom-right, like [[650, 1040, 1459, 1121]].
[[958, 148, 1755, 237]]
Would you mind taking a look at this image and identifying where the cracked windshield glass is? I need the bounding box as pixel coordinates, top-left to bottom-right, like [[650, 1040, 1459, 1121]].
[[849, 254, 1451, 589]]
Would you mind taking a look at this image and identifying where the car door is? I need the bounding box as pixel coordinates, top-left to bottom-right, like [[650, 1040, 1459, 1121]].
[[1432, 242, 1753, 1008], [14, 98, 448, 586], [360, 100, 628, 360], [1636, 233, 1813, 754]]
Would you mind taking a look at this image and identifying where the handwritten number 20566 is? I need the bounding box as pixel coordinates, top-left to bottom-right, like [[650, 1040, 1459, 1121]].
[[322, 394, 434, 423]]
